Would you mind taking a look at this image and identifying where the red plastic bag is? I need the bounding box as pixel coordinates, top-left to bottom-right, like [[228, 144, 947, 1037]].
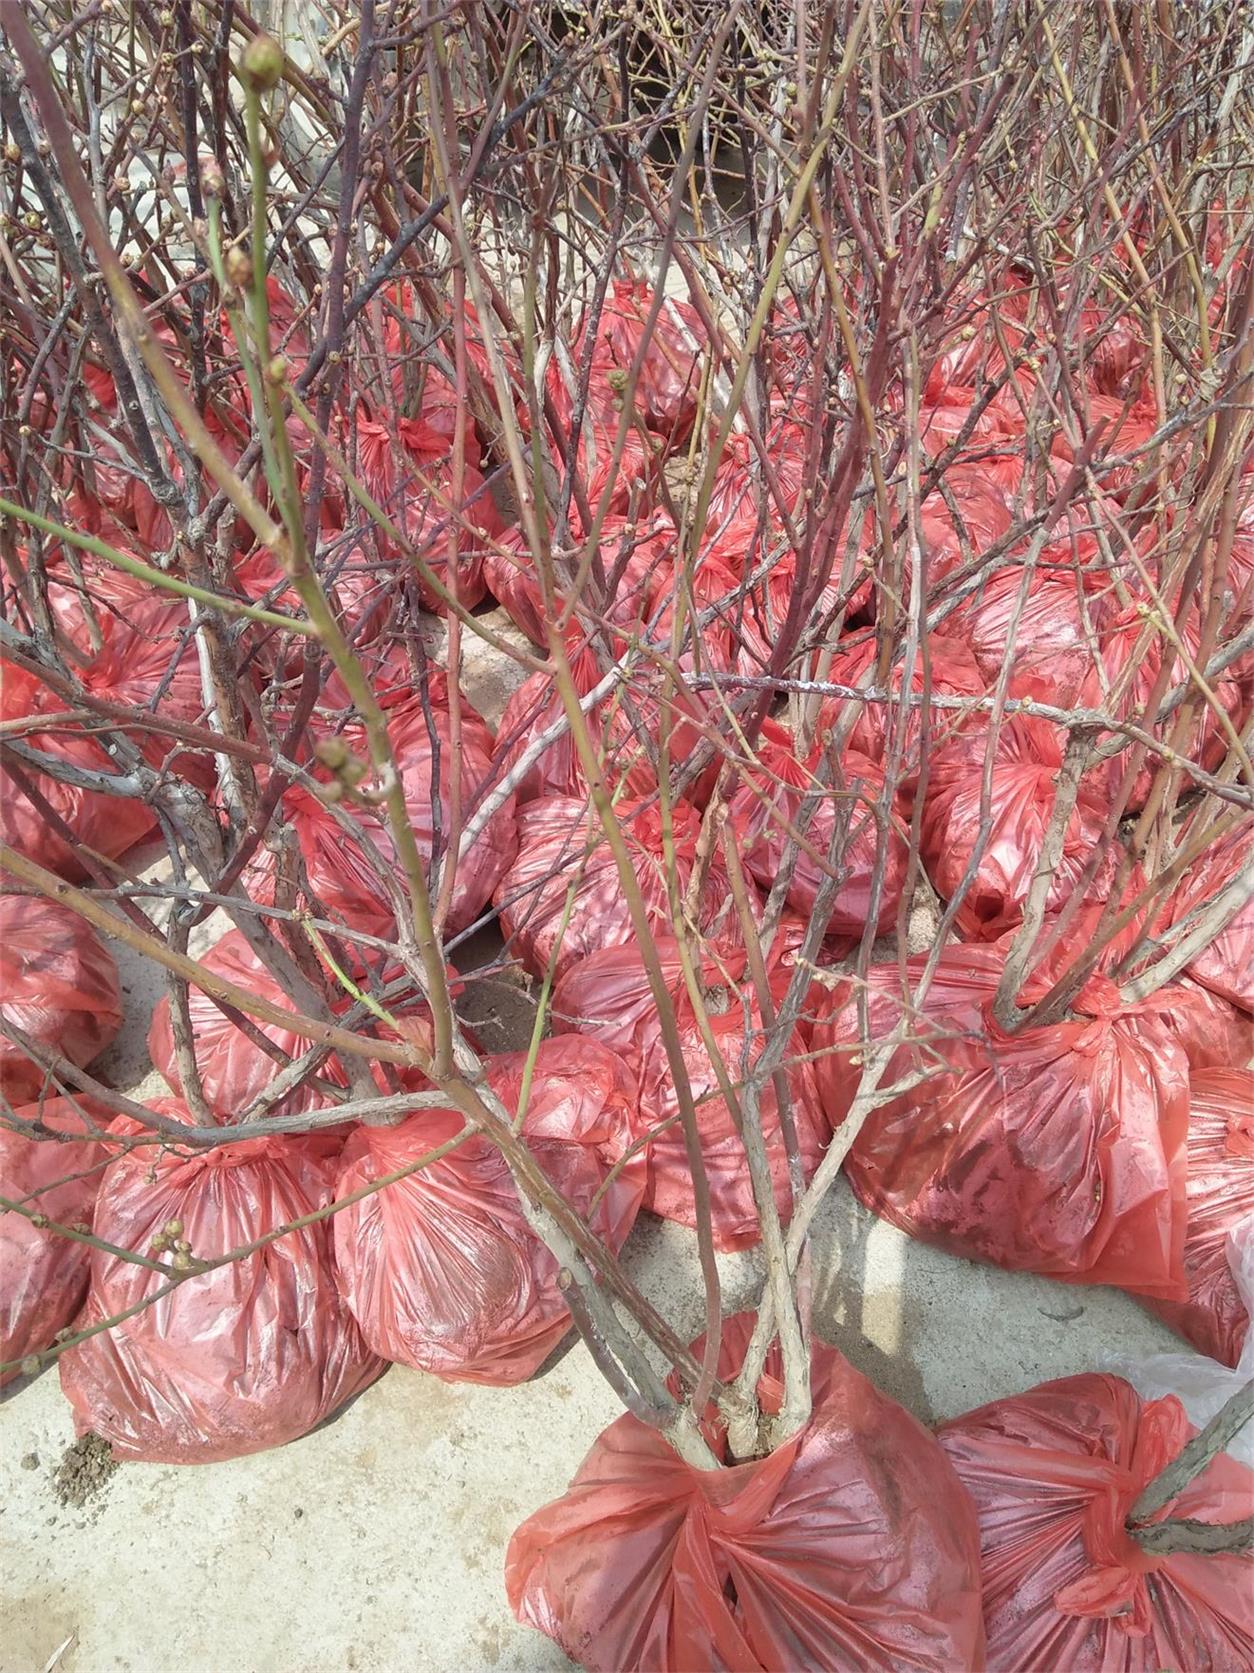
[[1004, 929, 1252, 1074], [482, 513, 672, 647], [1, 1098, 110, 1386], [33, 565, 219, 794], [727, 720, 909, 939], [705, 422, 809, 537], [1153, 976, 1253, 1074], [536, 354, 659, 513], [39, 545, 191, 656], [1143, 1069, 1252, 1368], [0, 739, 156, 881], [822, 630, 986, 784], [577, 277, 707, 444], [1165, 826, 1253, 1014], [380, 288, 513, 445], [507, 1313, 986, 1673], [495, 796, 739, 980], [917, 704, 1116, 940], [288, 690, 517, 941], [553, 939, 828, 1250], [59, 1106, 383, 1462], [812, 955, 1191, 1297], [0, 894, 122, 1104], [1076, 604, 1246, 809], [149, 926, 463, 1120], [658, 530, 848, 678], [808, 944, 1001, 1128], [918, 468, 1014, 582], [925, 277, 1033, 399], [917, 399, 1028, 495], [1072, 295, 1147, 398], [492, 642, 712, 805], [234, 536, 392, 658], [948, 563, 1108, 701], [938, 1373, 1254, 1670], [332, 1038, 645, 1384], [3, 548, 218, 835], [147, 929, 347, 1118], [352, 413, 502, 608], [1050, 390, 1160, 499], [0, 660, 158, 881]]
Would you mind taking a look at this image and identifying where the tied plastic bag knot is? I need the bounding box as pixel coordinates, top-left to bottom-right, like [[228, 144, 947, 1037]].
[[1225, 1115, 1254, 1160], [1052, 1394, 1189, 1635], [940, 1372, 1253, 1667], [689, 1431, 800, 1530], [198, 1134, 284, 1171], [1069, 973, 1125, 1022]]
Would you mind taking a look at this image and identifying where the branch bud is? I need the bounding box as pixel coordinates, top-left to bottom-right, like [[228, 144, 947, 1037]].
[[224, 244, 253, 288], [241, 31, 284, 93], [315, 737, 351, 772]]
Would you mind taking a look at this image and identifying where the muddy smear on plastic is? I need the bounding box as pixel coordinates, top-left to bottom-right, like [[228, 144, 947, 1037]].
[[53, 1432, 117, 1510]]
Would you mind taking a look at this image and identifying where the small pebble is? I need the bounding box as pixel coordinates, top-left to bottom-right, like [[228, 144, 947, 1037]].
[[20, 1453, 39, 1471]]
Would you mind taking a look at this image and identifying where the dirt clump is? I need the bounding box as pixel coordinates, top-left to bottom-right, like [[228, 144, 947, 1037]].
[[53, 1433, 117, 1509]]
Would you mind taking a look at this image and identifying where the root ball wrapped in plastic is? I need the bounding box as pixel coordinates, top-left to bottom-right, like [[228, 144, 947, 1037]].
[[924, 275, 1034, 398], [811, 954, 1191, 1298], [492, 641, 712, 807], [38, 544, 197, 657], [916, 396, 1027, 494], [576, 276, 708, 445], [495, 796, 742, 980], [288, 689, 517, 941], [938, 1373, 1254, 1671], [947, 564, 1108, 702], [30, 577, 219, 794], [351, 412, 504, 609], [0, 659, 160, 880], [0, 894, 122, 1104], [234, 535, 392, 661], [727, 720, 909, 940], [507, 1314, 986, 1673], [1162, 826, 1253, 1014], [1142, 1069, 1253, 1368], [331, 1038, 645, 1384], [149, 928, 465, 1121], [667, 534, 847, 679], [704, 421, 810, 537], [59, 1107, 383, 1463], [822, 631, 986, 786], [482, 513, 673, 648], [917, 702, 1117, 940], [147, 929, 346, 1119], [1076, 604, 1247, 810], [1050, 389, 1161, 499], [553, 939, 827, 1250], [1, 1098, 111, 1385], [1152, 976, 1253, 1072], [917, 468, 1014, 581]]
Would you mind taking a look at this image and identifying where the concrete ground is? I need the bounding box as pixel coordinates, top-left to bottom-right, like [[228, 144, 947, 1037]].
[[0, 607, 1191, 1673]]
